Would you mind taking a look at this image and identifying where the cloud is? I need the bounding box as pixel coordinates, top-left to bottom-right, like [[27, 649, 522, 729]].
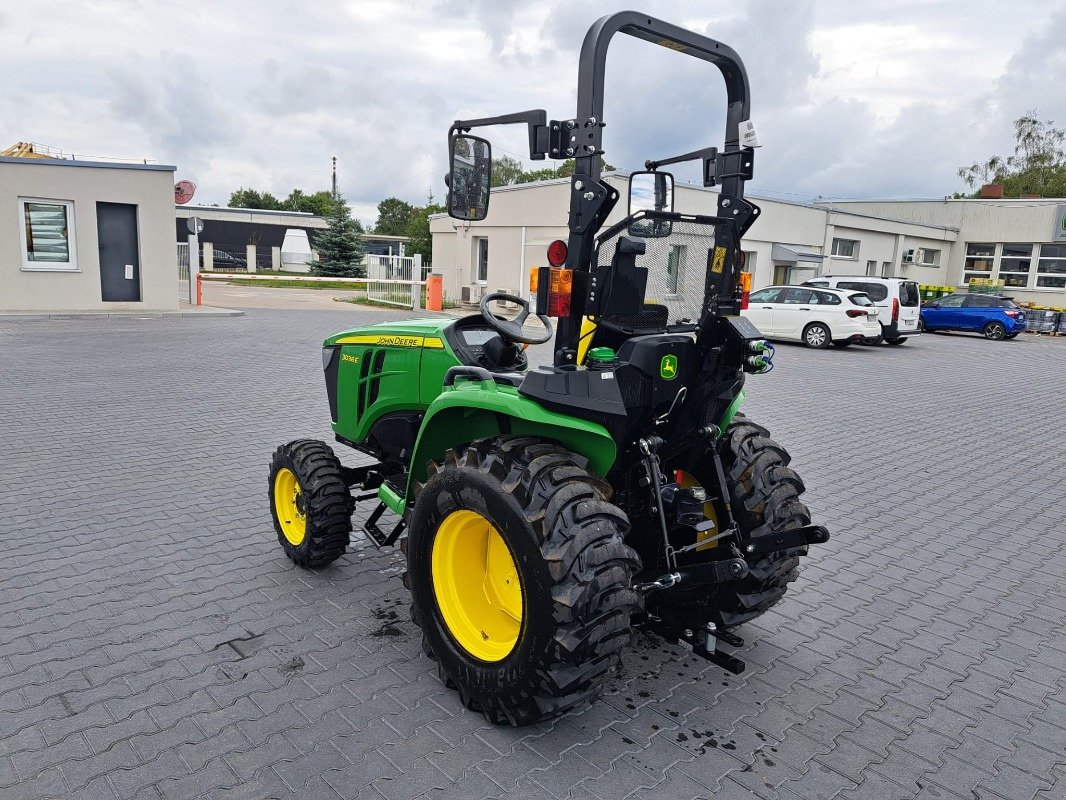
[[0, 0, 1062, 227]]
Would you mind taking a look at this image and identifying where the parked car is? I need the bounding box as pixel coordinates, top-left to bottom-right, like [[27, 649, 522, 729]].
[[210, 249, 248, 270], [802, 276, 921, 345], [742, 285, 881, 348], [920, 294, 1027, 340]]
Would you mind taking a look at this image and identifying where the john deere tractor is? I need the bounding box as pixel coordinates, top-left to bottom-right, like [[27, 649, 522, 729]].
[[269, 11, 828, 725]]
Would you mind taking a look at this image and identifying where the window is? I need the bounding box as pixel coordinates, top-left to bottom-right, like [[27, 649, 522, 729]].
[[666, 245, 685, 293], [815, 291, 841, 305], [838, 281, 888, 302], [475, 238, 488, 283], [1036, 243, 1066, 289], [999, 243, 1033, 288], [963, 242, 995, 284], [831, 238, 859, 258], [749, 287, 782, 304], [848, 293, 874, 307], [781, 288, 817, 304], [900, 281, 920, 307], [19, 198, 77, 271], [881, 261, 893, 277], [936, 294, 966, 307], [866, 259, 877, 276], [920, 248, 941, 266]]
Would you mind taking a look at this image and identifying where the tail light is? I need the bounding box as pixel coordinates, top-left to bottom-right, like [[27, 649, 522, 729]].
[[738, 272, 753, 311], [532, 266, 572, 317], [1005, 309, 1024, 318], [892, 298, 900, 323], [846, 309, 869, 318]]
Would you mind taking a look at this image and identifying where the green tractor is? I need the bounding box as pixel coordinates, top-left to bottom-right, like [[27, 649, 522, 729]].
[[269, 11, 828, 725]]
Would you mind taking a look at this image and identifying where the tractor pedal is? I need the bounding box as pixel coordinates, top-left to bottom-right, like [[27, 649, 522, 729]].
[[362, 502, 407, 548]]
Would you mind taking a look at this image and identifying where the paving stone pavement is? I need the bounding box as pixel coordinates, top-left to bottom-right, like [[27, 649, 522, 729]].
[[0, 307, 1063, 800]]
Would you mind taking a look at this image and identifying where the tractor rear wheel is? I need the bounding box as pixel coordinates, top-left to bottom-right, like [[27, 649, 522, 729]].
[[404, 436, 641, 725], [268, 440, 352, 567], [659, 414, 812, 629]]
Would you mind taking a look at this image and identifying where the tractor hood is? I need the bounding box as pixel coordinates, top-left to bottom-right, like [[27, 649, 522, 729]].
[[324, 317, 454, 348]]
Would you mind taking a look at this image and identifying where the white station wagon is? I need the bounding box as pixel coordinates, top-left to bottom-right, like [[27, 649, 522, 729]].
[[742, 285, 881, 348]]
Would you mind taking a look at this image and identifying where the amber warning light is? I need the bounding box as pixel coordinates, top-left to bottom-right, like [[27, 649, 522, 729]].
[[530, 266, 573, 318], [738, 272, 753, 311]]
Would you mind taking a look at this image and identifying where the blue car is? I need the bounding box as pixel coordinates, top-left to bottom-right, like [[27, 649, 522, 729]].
[[920, 294, 1027, 340]]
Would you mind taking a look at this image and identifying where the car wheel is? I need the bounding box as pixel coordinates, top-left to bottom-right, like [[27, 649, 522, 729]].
[[885, 337, 907, 346], [802, 323, 831, 349], [983, 321, 1006, 340], [917, 318, 925, 332]]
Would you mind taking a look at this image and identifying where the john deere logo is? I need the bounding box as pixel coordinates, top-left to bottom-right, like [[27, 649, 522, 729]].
[[660, 354, 678, 380]]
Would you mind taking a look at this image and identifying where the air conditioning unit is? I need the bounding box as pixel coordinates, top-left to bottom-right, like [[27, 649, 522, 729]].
[[903, 249, 918, 264], [496, 289, 518, 310], [460, 284, 484, 304]]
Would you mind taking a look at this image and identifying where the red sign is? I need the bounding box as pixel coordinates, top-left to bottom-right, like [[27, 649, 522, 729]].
[[174, 180, 196, 205]]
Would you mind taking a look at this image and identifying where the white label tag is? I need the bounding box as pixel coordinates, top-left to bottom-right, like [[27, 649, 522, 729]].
[[740, 119, 761, 148], [125, 264, 134, 280], [601, 372, 614, 379]]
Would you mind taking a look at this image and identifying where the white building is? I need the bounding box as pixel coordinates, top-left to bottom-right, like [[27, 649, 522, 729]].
[[430, 174, 1066, 307], [1, 155, 178, 312]]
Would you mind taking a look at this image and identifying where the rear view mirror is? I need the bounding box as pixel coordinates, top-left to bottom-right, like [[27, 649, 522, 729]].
[[447, 134, 492, 221], [628, 171, 674, 237]]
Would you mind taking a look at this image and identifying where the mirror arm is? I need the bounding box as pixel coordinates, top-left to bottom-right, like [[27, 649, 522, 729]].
[[451, 110, 551, 160], [645, 145, 719, 173]]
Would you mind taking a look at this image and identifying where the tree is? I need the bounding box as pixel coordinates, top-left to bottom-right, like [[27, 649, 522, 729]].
[[284, 189, 338, 216], [228, 187, 283, 210], [375, 197, 416, 236], [957, 111, 1066, 197], [513, 157, 616, 184], [404, 200, 447, 263], [491, 155, 525, 186], [311, 196, 366, 278]]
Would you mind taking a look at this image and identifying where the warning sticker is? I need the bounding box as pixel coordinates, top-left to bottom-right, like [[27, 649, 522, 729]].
[[711, 246, 727, 274]]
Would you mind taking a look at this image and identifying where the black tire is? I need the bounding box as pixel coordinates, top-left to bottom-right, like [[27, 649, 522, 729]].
[[268, 440, 352, 567], [983, 321, 1007, 340], [831, 341, 852, 348], [405, 436, 641, 725], [659, 415, 812, 629], [885, 337, 907, 345], [802, 322, 831, 349]]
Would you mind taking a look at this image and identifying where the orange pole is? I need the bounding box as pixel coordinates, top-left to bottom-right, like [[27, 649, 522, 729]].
[[196, 273, 203, 306], [426, 274, 443, 312]]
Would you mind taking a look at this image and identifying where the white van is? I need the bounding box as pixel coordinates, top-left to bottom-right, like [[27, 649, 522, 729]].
[[802, 276, 921, 345]]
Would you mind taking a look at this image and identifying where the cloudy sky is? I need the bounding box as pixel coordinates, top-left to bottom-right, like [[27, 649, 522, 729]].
[[2, 1, 1063, 225]]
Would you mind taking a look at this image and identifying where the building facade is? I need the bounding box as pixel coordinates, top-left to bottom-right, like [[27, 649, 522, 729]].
[[1, 156, 178, 312], [430, 174, 1065, 307]]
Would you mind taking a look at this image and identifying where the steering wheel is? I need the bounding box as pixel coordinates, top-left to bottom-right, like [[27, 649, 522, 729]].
[[479, 292, 554, 345]]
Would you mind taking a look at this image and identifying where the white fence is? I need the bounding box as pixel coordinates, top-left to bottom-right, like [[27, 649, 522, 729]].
[[365, 253, 424, 307], [177, 242, 190, 300]]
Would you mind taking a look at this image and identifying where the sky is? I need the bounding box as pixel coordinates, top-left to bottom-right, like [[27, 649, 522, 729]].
[[2, 1, 1064, 226]]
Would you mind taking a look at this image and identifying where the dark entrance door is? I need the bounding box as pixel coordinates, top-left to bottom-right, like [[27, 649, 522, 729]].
[[97, 202, 141, 302]]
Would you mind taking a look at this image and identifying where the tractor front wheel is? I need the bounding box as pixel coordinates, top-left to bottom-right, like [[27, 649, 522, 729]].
[[268, 440, 352, 567], [404, 436, 641, 725]]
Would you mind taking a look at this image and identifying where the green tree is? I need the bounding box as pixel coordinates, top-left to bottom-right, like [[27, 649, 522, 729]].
[[513, 157, 616, 184], [957, 111, 1066, 197], [228, 187, 283, 210], [284, 189, 338, 216], [404, 200, 447, 263], [375, 197, 416, 235], [312, 196, 366, 278], [491, 155, 525, 186]]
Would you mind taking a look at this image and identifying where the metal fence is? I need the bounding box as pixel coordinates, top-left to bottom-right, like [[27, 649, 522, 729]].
[[365, 254, 424, 307], [209, 244, 249, 272], [177, 242, 189, 301]]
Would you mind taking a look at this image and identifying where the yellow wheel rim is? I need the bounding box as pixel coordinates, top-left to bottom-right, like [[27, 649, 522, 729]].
[[273, 467, 307, 546], [678, 470, 720, 550], [431, 510, 523, 662]]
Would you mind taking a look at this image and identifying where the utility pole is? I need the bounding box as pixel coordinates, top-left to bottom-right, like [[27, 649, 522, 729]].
[[332, 156, 337, 198]]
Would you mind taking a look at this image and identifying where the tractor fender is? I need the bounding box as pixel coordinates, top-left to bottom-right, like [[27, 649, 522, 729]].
[[404, 378, 618, 504]]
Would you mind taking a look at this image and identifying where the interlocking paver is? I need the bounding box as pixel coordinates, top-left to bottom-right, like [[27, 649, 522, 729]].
[[1, 310, 1063, 800]]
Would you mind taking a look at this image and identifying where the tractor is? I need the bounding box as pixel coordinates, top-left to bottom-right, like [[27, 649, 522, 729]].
[[269, 11, 828, 726]]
